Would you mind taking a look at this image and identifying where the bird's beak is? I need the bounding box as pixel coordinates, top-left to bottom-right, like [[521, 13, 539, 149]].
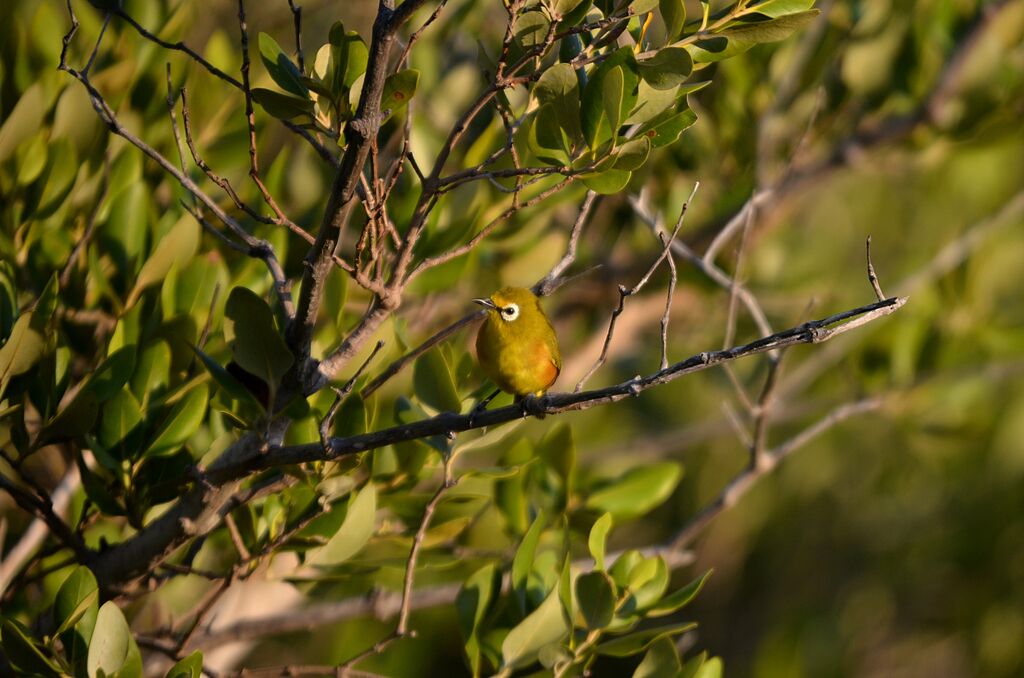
[[473, 298, 497, 309]]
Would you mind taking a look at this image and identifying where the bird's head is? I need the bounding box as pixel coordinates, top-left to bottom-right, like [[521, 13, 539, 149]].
[[473, 286, 539, 324]]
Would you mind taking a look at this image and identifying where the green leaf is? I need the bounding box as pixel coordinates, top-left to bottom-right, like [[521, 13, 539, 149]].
[[88, 601, 143, 678], [514, 11, 550, 48], [307, 483, 377, 565], [103, 183, 149, 274], [581, 167, 632, 194], [581, 48, 638, 150], [637, 47, 693, 90], [457, 563, 501, 677], [36, 389, 100, 446], [528, 104, 572, 166], [694, 656, 723, 678], [626, 555, 669, 610], [328, 23, 369, 93], [144, 385, 208, 458], [127, 215, 199, 307], [588, 512, 613, 571], [251, 87, 315, 119], [131, 341, 171, 404], [601, 65, 625, 146], [633, 637, 683, 678], [512, 510, 547, 614], [596, 621, 697, 657], [549, 0, 587, 22], [413, 349, 461, 413], [223, 287, 294, 401], [646, 569, 712, 617], [534, 63, 582, 142], [659, 0, 686, 41], [635, 106, 697, 148], [99, 388, 144, 456], [748, 0, 816, 18], [500, 586, 570, 670], [258, 32, 308, 97], [166, 651, 204, 678], [537, 423, 575, 504], [31, 138, 79, 219], [0, 314, 45, 400], [576, 571, 616, 629], [334, 392, 367, 435], [87, 346, 137, 402], [630, 0, 660, 13], [54, 566, 99, 636], [1, 619, 60, 676], [719, 10, 820, 43], [680, 651, 708, 678], [193, 346, 265, 418], [0, 274, 56, 400], [381, 69, 419, 120], [16, 133, 47, 187], [613, 136, 652, 170], [586, 462, 682, 519]]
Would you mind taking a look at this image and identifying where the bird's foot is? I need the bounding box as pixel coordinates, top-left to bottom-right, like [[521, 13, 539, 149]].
[[519, 394, 548, 419]]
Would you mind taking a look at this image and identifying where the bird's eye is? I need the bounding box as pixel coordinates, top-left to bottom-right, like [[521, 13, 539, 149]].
[[500, 303, 520, 322]]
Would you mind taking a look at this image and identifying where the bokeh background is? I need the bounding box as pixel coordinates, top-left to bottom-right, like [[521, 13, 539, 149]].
[[2, 0, 1023, 676]]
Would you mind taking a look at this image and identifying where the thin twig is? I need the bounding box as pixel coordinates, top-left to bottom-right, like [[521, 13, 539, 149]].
[[320, 341, 385, 449], [575, 183, 699, 392], [220, 295, 908, 482], [866, 236, 885, 301], [287, 0, 304, 72]]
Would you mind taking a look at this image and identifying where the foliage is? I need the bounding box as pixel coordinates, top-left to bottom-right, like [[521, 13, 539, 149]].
[[0, 0, 1021, 676]]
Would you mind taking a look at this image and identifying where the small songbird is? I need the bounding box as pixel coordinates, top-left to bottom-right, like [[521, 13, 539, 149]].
[[474, 286, 562, 398]]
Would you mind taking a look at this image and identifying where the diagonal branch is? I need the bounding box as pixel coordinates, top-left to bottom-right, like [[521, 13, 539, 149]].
[[208, 294, 908, 483]]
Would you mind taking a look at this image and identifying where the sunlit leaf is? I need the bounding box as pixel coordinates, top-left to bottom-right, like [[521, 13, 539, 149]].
[[259, 32, 309, 97], [596, 621, 697, 657], [88, 601, 143, 678], [588, 512, 613, 571], [501, 586, 570, 670], [307, 483, 377, 565]]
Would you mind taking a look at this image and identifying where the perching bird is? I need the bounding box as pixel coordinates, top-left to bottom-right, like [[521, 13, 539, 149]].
[[474, 286, 561, 400]]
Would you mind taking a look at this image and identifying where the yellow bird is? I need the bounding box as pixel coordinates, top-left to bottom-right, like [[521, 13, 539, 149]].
[[474, 287, 561, 399]]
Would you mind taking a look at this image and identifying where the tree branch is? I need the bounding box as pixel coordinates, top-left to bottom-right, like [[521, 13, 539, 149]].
[[208, 294, 907, 484]]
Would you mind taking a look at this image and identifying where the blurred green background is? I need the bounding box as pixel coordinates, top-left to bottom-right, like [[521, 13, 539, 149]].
[[2, 0, 1022, 676]]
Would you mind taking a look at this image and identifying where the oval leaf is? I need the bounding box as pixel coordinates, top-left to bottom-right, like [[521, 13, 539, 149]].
[[585, 462, 683, 519], [588, 512, 613, 571], [413, 349, 461, 413], [307, 483, 377, 565], [223, 287, 294, 399], [576, 571, 616, 629], [501, 586, 570, 670], [54, 566, 99, 636], [596, 621, 697, 657], [144, 385, 208, 458], [88, 601, 142, 678]]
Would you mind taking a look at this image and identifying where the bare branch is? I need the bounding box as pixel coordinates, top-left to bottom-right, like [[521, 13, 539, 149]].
[[629, 193, 775, 339], [193, 546, 694, 650], [212, 294, 908, 482], [535, 191, 600, 296], [321, 341, 386, 448], [287, 0, 304, 72], [0, 468, 81, 596]]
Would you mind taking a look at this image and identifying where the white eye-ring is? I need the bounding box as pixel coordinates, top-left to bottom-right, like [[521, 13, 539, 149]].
[[500, 303, 520, 322]]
